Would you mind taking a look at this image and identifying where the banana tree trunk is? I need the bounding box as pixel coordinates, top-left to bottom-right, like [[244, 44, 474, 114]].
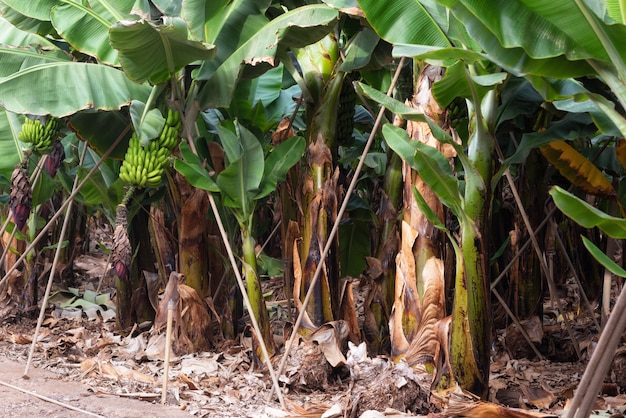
[[390, 65, 447, 368], [363, 151, 402, 353], [448, 91, 495, 398], [300, 138, 338, 325], [294, 33, 344, 327], [178, 187, 210, 298], [241, 226, 274, 358]]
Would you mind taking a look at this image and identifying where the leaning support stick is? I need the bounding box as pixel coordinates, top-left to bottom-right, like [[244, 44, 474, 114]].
[[23, 144, 87, 378], [162, 300, 175, 404]]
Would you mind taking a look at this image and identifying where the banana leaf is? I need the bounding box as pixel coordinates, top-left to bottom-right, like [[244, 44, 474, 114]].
[[582, 235, 626, 278], [550, 185, 626, 238], [357, 0, 450, 47], [0, 62, 151, 116], [109, 17, 216, 84], [194, 4, 338, 109]]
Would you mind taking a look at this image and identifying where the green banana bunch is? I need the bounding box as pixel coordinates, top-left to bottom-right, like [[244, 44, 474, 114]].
[[119, 108, 181, 189], [158, 108, 181, 150], [18, 117, 60, 153]]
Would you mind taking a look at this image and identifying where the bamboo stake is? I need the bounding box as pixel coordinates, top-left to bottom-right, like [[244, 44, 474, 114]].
[[161, 300, 175, 404], [206, 192, 285, 408], [23, 143, 87, 377], [492, 288, 543, 359], [565, 283, 626, 418]]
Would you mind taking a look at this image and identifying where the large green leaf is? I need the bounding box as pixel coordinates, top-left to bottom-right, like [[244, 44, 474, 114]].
[[550, 185, 626, 238], [357, 0, 450, 47], [0, 16, 56, 48], [128, 100, 164, 145], [442, 0, 618, 61], [2, 0, 56, 21], [216, 120, 242, 163], [505, 112, 596, 167], [182, 0, 269, 45], [51, 0, 136, 66], [173, 142, 220, 192], [356, 81, 456, 144], [194, 4, 338, 109], [432, 61, 507, 108], [256, 134, 305, 200], [150, 0, 181, 17], [438, 0, 626, 78], [496, 76, 543, 128], [109, 17, 215, 84], [69, 110, 131, 160], [516, 75, 625, 135], [0, 62, 151, 116], [0, 110, 23, 179], [383, 124, 463, 218], [392, 44, 486, 65], [338, 27, 380, 72], [216, 122, 264, 216], [582, 235, 626, 277], [605, 0, 626, 24], [0, 19, 72, 78], [0, 2, 55, 36], [68, 152, 125, 212], [232, 64, 287, 131]]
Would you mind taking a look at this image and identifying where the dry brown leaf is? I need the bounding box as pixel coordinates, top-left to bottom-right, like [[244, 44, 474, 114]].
[[390, 220, 419, 358], [272, 117, 295, 145], [178, 372, 199, 390], [11, 333, 32, 344], [339, 280, 360, 344], [292, 238, 316, 334], [81, 358, 155, 384], [308, 320, 349, 367], [405, 256, 445, 368], [448, 401, 557, 417], [520, 384, 556, 409]]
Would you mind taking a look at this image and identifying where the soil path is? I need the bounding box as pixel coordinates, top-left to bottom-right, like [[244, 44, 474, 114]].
[[0, 357, 191, 418]]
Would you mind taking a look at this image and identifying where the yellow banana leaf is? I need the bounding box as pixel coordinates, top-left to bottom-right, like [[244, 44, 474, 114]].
[[540, 140, 616, 198]]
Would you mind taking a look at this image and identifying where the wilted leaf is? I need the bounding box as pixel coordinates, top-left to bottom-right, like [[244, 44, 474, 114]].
[[540, 140, 616, 198], [308, 320, 349, 367]]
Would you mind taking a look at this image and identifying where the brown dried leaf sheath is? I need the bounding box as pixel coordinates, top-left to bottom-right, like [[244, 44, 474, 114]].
[[111, 205, 131, 281], [9, 165, 32, 231]]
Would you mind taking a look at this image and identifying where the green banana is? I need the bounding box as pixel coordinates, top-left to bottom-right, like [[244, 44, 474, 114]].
[[119, 108, 182, 188], [18, 117, 60, 153]]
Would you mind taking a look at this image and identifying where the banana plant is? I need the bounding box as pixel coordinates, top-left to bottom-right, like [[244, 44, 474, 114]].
[[174, 120, 305, 357], [370, 64, 500, 396], [0, 0, 338, 334], [356, 0, 626, 397]]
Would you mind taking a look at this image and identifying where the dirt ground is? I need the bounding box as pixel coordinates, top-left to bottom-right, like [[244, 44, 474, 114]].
[[0, 357, 191, 418], [1, 253, 626, 417]]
